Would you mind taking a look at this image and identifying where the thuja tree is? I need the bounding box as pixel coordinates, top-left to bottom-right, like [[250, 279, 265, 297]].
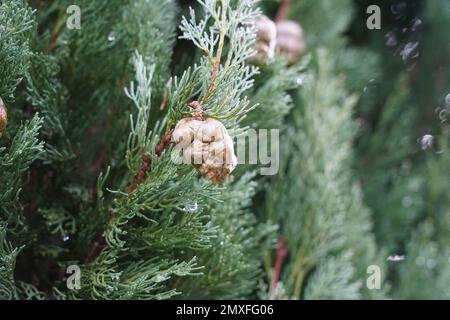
[[0, 0, 296, 299], [259, 0, 384, 300]]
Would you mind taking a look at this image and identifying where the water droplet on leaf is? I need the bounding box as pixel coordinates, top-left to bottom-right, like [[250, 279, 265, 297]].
[[391, 2, 407, 19], [445, 93, 450, 105], [153, 274, 167, 283], [387, 255, 405, 262], [410, 18, 423, 32], [400, 42, 419, 62], [384, 32, 398, 47], [418, 134, 434, 150], [111, 274, 120, 281], [184, 200, 198, 213], [107, 32, 116, 43]]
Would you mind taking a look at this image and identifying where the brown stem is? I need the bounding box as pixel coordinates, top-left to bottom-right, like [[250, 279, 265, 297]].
[[275, 0, 292, 23], [160, 79, 172, 111], [85, 130, 174, 264], [0, 96, 7, 135], [47, 12, 66, 51], [84, 236, 106, 264], [270, 236, 288, 297], [188, 101, 204, 120], [155, 130, 174, 157], [205, 2, 228, 100], [208, 55, 221, 96], [127, 154, 153, 193]]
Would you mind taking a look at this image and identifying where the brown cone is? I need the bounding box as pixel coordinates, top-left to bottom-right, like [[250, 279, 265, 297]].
[[0, 97, 7, 135], [172, 117, 237, 184], [276, 20, 306, 64]]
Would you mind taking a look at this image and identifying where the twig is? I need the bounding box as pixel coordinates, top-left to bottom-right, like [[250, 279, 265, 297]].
[[160, 79, 172, 111], [275, 0, 292, 23], [84, 236, 106, 264], [155, 130, 174, 157], [270, 236, 288, 297], [47, 13, 67, 51], [127, 154, 152, 193], [85, 130, 174, 264], [188, 101, 204, 120], [205, 1, 229, 100]]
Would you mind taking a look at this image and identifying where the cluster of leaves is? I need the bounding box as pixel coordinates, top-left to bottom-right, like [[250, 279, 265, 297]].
[[0, 0, 291, 300]]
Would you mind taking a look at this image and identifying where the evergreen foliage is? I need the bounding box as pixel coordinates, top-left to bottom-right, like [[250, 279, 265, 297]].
[[0, 0, 448, 300]]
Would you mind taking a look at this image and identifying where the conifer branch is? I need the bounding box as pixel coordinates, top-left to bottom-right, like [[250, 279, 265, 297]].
[[276, 0, 291, 23]]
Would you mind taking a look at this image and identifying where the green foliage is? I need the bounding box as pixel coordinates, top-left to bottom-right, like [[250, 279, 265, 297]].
[[264, 50, 380, 299], [0, 0, 34, 99], [357, 79, 424, 252], [51, 0, 277, 300], [0, 115, 44, 232], [5, 0, 448, 301], [0, 224, 21, 299], [289, 0, 354, 49]]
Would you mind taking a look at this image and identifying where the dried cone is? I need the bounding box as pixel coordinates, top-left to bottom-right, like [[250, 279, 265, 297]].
[[0, 97, 7, 135], [251, 15, 277, 63], [276, 20, 306, 64], [172, 117, 237, 184]]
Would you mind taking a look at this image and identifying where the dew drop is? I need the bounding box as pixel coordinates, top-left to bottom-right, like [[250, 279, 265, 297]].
[[400, 42, 419, 62], [410, 18, 423, 32], [391, 2, 407, 18], [62, 235, 70, 242], [418, 134, 434, 150], [153, 274, 167, 283], [184, 200, 198, 213], [384, 32, 398, 47], [445, 93, 450, 106], [220, 241, 224, 246], [436, 107, 449, 122], [111, 274, 120, 281], [107, 32, 116, 43], [387, 254, 405, 262]]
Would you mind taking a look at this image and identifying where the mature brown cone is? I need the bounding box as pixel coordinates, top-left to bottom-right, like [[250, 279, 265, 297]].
[[251, 15, 277, 63], [172, 117, 237, 184], [276, 20, 306, 64], [0, 97, 7, 135]]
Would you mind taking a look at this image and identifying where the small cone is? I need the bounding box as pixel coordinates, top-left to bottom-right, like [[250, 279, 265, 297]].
[[0, 97, 7, 135], [276, 20, 306, 64], [251, 15, 277, 63], [172, 117, 237, 184]]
